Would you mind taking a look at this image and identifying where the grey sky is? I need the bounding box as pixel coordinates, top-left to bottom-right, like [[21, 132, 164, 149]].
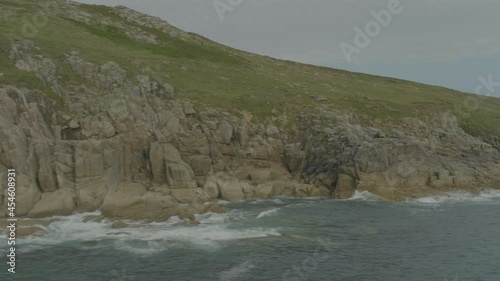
[[75, 0, 500, 95]]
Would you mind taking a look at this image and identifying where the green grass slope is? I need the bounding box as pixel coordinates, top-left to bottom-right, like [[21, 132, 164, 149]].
[[1, 0, 499, 137]]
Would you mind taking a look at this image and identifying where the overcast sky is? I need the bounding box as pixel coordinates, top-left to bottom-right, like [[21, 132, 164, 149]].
[[75, 0, 500, 96]]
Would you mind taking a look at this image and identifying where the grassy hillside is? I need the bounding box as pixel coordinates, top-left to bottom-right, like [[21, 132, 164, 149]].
[[1, 0, 499, 136]]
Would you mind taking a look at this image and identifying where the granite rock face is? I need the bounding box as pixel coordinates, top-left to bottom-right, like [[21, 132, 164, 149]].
[[288, 112, 500, 200], [1, 38, 499, 220], [0, 46, 327, 220]]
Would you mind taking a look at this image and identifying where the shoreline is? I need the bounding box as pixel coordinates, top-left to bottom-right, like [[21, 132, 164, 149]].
[[2, 187, 499, 239]]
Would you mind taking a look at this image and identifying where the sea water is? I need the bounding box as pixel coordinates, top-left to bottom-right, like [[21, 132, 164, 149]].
[[1, 190, 500, 281]]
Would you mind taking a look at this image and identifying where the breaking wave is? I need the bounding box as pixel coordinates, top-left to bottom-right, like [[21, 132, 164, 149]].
[[3, 210, 281, 255], [256, 207, 281, 218], [413, 189, 500, 204], [346, 191, 385, 201]]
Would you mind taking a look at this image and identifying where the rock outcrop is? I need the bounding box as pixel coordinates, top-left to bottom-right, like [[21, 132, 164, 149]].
[[0, 43, 330, 220], [288, 112, 500, 200]]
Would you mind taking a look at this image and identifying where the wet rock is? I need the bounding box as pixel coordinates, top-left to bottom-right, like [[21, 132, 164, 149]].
[[215, 174, 245, 202], [111, 221, 128, 229]]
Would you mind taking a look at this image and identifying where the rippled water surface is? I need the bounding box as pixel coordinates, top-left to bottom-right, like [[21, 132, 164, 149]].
[[2, 190, 500, 281]]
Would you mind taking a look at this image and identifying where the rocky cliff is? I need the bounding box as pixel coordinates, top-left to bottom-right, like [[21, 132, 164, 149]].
[[1, 1, 499, 222], [1, 42, 332, 221]]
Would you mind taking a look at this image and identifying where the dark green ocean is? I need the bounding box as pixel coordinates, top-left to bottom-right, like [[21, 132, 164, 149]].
[[2, 190, 500, 281]]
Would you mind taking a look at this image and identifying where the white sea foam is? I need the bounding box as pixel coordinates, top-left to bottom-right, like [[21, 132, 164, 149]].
[[478, 189, 500, 199], [219, 261, 255, 281], [345, 189, 500, 204], [195, 212, 231, 225], [346, 191, 385, 201], [256, 207, 281, 218], [136, 224, 280, 242], [250, 198, 285, 204], [113, 240, 167, 256], [13, 210, 280, 254], [413, 189, 500, 204]]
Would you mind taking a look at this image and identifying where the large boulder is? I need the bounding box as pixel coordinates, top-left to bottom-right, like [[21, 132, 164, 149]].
[[254, 181, 296, 198], [255, 182, 275, 199], [171, 188, 196, 204], [334, 174, 356, 199], [203, 176, 220, 200], [13, 174, 42, 216], [28, 189, 77, 218], [215, 175, 245, 202], [184, 155, 212, 177], [101, 184, 182, 221], [249, 169, 272, 185], [214, 121, 233, 144], [165, 161, 197, 189], [76, 183, 108, 212], [150, 143, 198, 188]]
